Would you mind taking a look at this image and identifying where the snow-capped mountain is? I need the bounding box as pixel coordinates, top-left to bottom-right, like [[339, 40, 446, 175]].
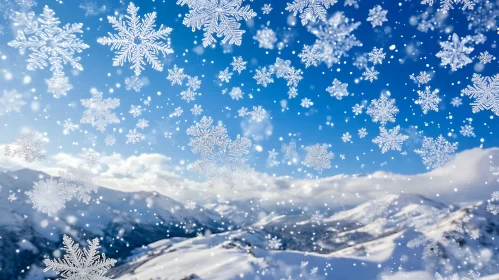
[[0, 169, 228, 279], [109, 194, 499, 280]]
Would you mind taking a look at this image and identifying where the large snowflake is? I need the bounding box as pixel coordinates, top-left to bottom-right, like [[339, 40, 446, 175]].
[[461, 73, 499, 116], [4, 129, 47, 163], [177, 0, 257, 47], [414, 135, 458, 170], [415, 86, 441, 114], [366, 94, 399, 126], [0, 89, 26, 115], [26, 178, 69, 216], [435, 33, 474, 71], [367, 5, 388, 27], [80, 89, 120, 133], [372, 125, 408, 154], [303, 143, 334, 171], [326, 79, 349, 100], [97, 2, 174, 76], [8, 5, 89, 97], [58, 165, 98, 204], [285, 0, 338, 26], [44, 235, 116, 280], [186, 116, 252, 188], [298, 12, 361, 68]]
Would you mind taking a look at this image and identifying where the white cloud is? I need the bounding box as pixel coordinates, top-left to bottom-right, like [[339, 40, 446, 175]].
[[1, 144, 498, 209]]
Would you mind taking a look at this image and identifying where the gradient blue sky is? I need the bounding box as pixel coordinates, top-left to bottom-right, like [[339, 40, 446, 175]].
[[0, 0, 497, 181]]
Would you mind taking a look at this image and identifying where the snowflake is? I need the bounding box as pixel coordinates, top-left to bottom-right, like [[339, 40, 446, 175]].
[[372, 125, 408, 154], [410, 71, 432, 86], [344, 0, 359, 8], [250, 106, 266, 122], [218, 67, 233, 83], [80, 89, 120, 133], [4, 129, 47, 162], [488, 191, 499, 215], [266, 234, 282, 249], [171, 106, 183, 117], [414, 135, 458, 170], [437, 0, 475, 13], [105, 134, 116, 146], [262, 3, 272, 14], [181, 88, 198, 103], [368, 47, 385, 65], [44, 235, 116, 280], [191, 104, 203, 116], [63, 120, 78, 134], [228, 87, 244, 100], [311, 211, 324, 225], [177, 0, 256, 47], [282, 140, 298, 161], [254, 28, 277, 49], [358, 128, 368, 138], [285, 0, 337, 26], [366, 94, 399, 126], [58, 165, 97, 203], [82, 148, 100, 167], [97, 2, 173, 76], [8, 6, 89, 95], [460, 124, 475, 137], [367, 5, 388, 27], [125, 75, 144, 92], [415, 86, 441, 114], [136, 118, 149, 129], [254, 67, 275, 87], [326, 78, 349, 100], [79, 0, 106, 17], [267, 149, 279, 167], [461, 73, 499, 116], [166, 65, 187, 85], [186, 116, 252, 188], [341, 132, 352, 143], [238, 107, 249, 117], [465, 0, 497, 34], [299, 12, 361, 68], [0, 89, 26, 115], [352, 104, 364, 115], [231, 56, 247, 74], [435, 33, 474, 71], [303, 143, 334, 171], [46, 74, 73, 98], [478, 51, 493, 64], [8, 194, 17, 202], [288, 87, 298, 99], [186, 76, 202, 91], [26, 178, 69, 216], [126, 129, 142, 144], [129, 105, 142, 118], [301, 98, 313, 108], [451, 97, 463, 107], [363, 66, 379, 82]]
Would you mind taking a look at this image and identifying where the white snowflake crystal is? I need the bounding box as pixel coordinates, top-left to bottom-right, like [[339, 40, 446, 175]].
[[4, 129, 47, 163], [372, 125, 408, 154], [166, 65, 187, 85], [326, 79, 349, 100], [8, 6, 89, 96], [435, 33, 474, 71], [367, 5, 388, 27], [0, 89, 26, 115], [303, 143, 334, 171], [186, 116, 252, 188], [177, 0, 257, 47], [461, 73, 499, 116], [126, 129, 142, 144], [98, 2, 173, 76], [125, 75, 144, 92], [366, 94, 399, 126], [26, 178, 69, 216], [80, 89, 120, 133], [414, 135, 458, 170], [415, 86, 441, 114], [43, 235, 116, 280], [58, 165, 98, 203], [231, 56, 247, 74], [286, 0, 338, 26], [254, 27, 277, 50]]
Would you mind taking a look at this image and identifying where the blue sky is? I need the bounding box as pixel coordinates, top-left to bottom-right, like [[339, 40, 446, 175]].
[[0, 0, 497, 181]]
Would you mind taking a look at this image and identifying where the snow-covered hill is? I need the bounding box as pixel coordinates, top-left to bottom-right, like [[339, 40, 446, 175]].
[[0, 169, 228, 279]]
